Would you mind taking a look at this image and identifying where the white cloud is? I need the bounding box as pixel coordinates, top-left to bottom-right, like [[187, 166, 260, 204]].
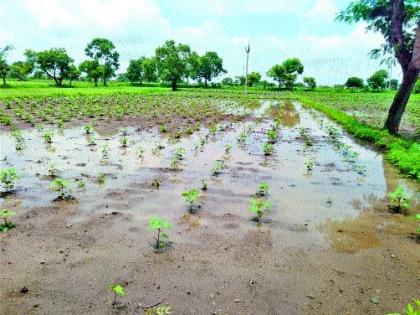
[[306, 0, 338, 21]]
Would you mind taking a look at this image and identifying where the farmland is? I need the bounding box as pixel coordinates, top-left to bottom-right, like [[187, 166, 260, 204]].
[[0, 85, 419, 314]]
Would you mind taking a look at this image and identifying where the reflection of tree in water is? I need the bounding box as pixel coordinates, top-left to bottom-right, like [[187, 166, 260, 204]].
[[270, 100, 300, 128]]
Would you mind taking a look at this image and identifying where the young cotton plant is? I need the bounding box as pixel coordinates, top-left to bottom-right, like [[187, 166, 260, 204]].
[[110, 284, 126, 309], [249, 198, 271, 223], [0, 209, 16, 232], [388, 185, 412, 213], [182, 189, 200, 212], [49, 178, 73, 200], [149, 215, 172, 250], [0, 167, 20, 192], [256, 182, 269, 196]]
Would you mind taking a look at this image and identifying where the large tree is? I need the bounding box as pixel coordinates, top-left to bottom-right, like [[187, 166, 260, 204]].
[[9, 61, 34, 81], [194, 51, 226, 87], [267, 58, 304, 90], [367, 69, 389, 90], [0, 45, 13, 86], [155, 40, 193, 91], [35, 48, 75, 87], [85, 38, 119, 86], [337, 0, 420, 134], [79, 60, 103, 87]]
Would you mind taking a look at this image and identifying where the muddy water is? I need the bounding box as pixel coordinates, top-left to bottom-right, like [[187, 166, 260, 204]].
[[1, 101, 419, 314]]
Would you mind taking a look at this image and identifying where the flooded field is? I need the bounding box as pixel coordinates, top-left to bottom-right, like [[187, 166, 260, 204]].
[[0, 100, 418, 314]]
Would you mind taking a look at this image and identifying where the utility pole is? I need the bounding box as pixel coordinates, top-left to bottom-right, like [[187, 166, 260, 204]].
[[244, 42, 250, 94]]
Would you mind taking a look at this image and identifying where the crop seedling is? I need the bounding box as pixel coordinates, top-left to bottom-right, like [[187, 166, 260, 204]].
[[149, 215, 172, 250], [43, 130, 54, 144], [120, 128, 128, 136], [120, 136, 129, 148], [305, 160, 314, 173], [136, 147, 144, 159], [386, 299, 420, 315], [97, 172, 106, 184], [201, 179, 208, 191], [267, 128, 278, 143], [83, 125, 93, 134], [0, 167, 20, 192], [388, 185, 411, 213], [0, 209, 16, 232], [101, 144, 110, 159], [151, 179, 160, 189], [159, 124, 168, 133], [145, 305, 172, 315], [263, 143, 274, 156], [256, 182, 269, 196], [87, 136, 97, 146], [48, 164, 58, 178], [210, 160, 224, 176], [110, 284, 126, 309], [249, 198, 271, 223], [225, 144, 233, 154], [182, 189, 200, 212], [49, 178, 73, 200]]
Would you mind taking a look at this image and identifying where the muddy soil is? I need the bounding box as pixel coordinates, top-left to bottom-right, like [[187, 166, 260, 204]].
[[0, 101, 419, 315]]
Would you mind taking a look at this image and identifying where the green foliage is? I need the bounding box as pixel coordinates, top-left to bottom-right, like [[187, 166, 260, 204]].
[[49, 178, 72, 199], [0, 45, 13, 85], [155, 40, 193, 91], [145, 305, 172, 315], [210, 160, 224, 176], [182, 189, 199, 205], [388, 185, 411, 213], [0, 208, 16, 232], [263, 143, 274, 155], [191, 51, 226, 87], [386, 299, 420, 315], [305, 160, 314, 172], [257, 182, 269, 196], [267, 128, 278, 143], [249, 198, 271, 222], [149, 215, 172, 249], [267, 58, 304, 90], [0, 167, 20, 191], [345, 77, 365, 89], [85, 38, 120, 86], [43, 130, 54, 144], [303, 77, 316, 90], [9, 60, 34, 81], [34, 48, 75, 87], [127, 57, 157, 83], [79, 60, 103, 87], [110, 284, 126, 308], [367, 69, 388, 91]]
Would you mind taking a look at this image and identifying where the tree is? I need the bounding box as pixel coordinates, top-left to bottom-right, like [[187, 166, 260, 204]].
[[303, 77, 316, 90], [155, 40, 193, 91], [367, 69, 389, 90], [415, 79, 420, 93], [127, 57, 145, 83], [337, 0, 420, 133], [9, 61, 33, 81], [0, 45, 13, 86], [67, 64, 80, 86], [79, 60, 103, 87], [345, 76, 365, 88], [388, 79, 399, 90], [85, 38, 119, 86], [221, 77, 234, 86], [247, 72, 261, 87], [142, 57, 158, 82], [35, 48, 74, 87], [267, 58, 304, 90], [194, 51, 226, 87]]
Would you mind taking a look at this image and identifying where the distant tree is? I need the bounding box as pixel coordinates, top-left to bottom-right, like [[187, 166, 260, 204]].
[[247, 71, 261, 87], [67, 64, 80, 86], [345, 76, 365, 88], [85, 38, 119, 86], [9, 61, 34, 81], [79, 60, 103, 87], [0, 45, 13, 86], [415, 79, 420, 93], [35, 48, 75, 87], [367, 69, 389, 91], [155, 40, 193, 91], [337, 0, 420, 133], [116, 73, 129, 82], [267, 58, 304, 90], [194, 51, 226, 87], [388, 79, 399, 90], [221, 77, 234, 86], [142, 57, 158, 82], [303, 76, 316, 90], [127, 57, 145, 83]]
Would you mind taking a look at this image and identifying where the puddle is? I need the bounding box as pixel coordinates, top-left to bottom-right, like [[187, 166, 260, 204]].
[[0, 101, 418, 254]]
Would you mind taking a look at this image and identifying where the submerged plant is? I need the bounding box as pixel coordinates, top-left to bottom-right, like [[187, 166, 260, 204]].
[[388, 185, 411, 213], [43, 130, 54, 144], [305, 160, 314, 173], [0, 209, 16, 232], [136, 147, 144, 159], [267, 128, 278, 143], [201, 179, 208, 191], [263, 143, 274, 156], [149, 215, 172, 249], [83, 125, 93, 135], [210, 160, 224, 176], [182, 189, 200, 212], [256, 182, 269, 196], [225, 144, 233, 154], [120, 136, 129, 148], [249, 198, 271, 222], [48, 164, 58, 178], [97, 172, 106, 184], [110, 284, 126, 309], [49, 178, 72, 200], [101, 144, 110, 159], [0, 167, 20, 192]]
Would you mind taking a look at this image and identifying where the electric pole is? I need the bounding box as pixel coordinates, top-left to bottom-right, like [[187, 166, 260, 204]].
[[244, 42, 250, 94]]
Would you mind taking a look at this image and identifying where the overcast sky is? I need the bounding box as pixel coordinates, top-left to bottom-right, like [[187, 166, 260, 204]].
[[0, 0, 401, 85]]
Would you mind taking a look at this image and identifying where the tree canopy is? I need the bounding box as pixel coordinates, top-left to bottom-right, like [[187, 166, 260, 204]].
[[267, 58, 304, 90], [34, 48, 75, 87]]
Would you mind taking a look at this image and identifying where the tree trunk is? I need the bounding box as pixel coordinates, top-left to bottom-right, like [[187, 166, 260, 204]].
[[204, 78, 208, 88], [384, 66, 419, 133], [171, 80, 177, 91], [2, 76, 5, 86]]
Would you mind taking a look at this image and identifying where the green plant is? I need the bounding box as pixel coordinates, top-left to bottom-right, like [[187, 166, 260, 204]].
[[97, 172, 106, 184], [120, 136, 129, 148], [0, 209, 16, 232], [263, 143, 274, 155], [249, 198, 271, 222], [49, 178, 72, 200], [43, 130, 54, 144], [145, 305, 172, 315], [110, 284, 126, 309], [267, 128, 278, 143], [159, 124, 168, 133], [87, 136, 97, 146], [225, 144, 233, 154], [388, 185, 411, 213], [101, 144, 110, 159], [256, 182, 269, 196], [387, 299, 420, 315], [201, 179, 208, 191], [305, 160, 314, 173], [136, 147, 144, 158], [151, 179, 160, 189], [149, 215, 172, 249], [83, 125, 93, 134], [0, 167, 20, 192], [182, 189, 200, 212], [210, 160, 224, 176]]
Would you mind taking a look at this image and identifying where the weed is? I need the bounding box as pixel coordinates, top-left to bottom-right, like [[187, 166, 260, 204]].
[[48, 164, 58, 178], [388, 185, 411, 213], [159, 124, 168, 133], [145, 305, 172, 315], [386, 299, 420, 315], [101, 144, 110, 159], [136, 147, 144, 158], [149, 215, 172, 249], [0, 209, 16, 232], [0, 167, 20, 192]]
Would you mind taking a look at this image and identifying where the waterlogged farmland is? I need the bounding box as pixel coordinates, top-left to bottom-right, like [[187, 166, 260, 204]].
[[0, 94, 419, 314]]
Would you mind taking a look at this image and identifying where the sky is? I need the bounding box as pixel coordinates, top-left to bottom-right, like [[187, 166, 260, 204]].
[[0, 0, 401, 85]]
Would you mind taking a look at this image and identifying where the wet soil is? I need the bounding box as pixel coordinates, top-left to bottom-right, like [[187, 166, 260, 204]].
[[0, 101, 419, 314]]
